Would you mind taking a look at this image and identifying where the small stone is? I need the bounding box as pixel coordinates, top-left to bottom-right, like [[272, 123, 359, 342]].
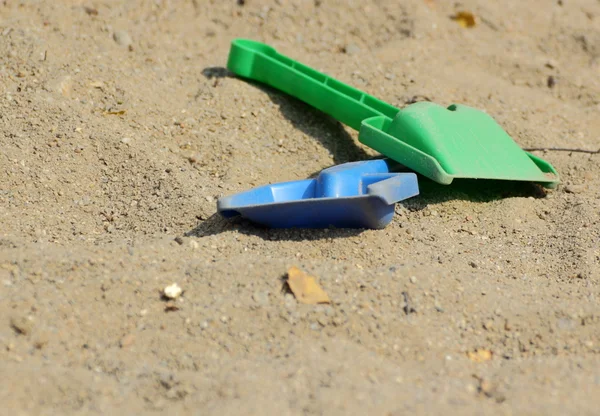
[[113, 30, 132, 47], [119, 334, 135, 349], [121, 137, 131, 144], [557, 317, 577, 331], [564, 184, 585, 194], [402, 291, 416, 315], [483, 320, 494, 331], [284, 293, 296, 310], [332, 316, 345, 326], [33, 332, 50, 349], [10, 315, 34, 335], [478, 378, 506, 403], [409, 276, 417, 284], [49, 75, 73, 97], [343, 43, 361, 55], [252, 291, 270, 306], [317, 316, 329, 327], [163, 283, 183, 299], [174, 236, 184, 245], [189, 240, 199, 249]]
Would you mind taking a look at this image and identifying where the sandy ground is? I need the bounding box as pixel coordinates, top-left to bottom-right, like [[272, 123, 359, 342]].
[[1, 0, 600, 414]]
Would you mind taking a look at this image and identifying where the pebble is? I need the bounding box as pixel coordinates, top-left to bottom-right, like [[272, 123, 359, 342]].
[[113, 30, 132, 47], [402, 291, 416, 315], [332, 316, 345, 326], [163, 283, 183, 299], [49, 75, 73, 97], [10, 315, 34, 335], [564, 184, 585, 194], [344, 43, 361, 55], [121, 137, 132, 144], [284, 293, 296, 310], [317, 316, 329, 327], [119, 334, 135, 349], [33, 332, 50, 349], [252, 290, 270, 306], [557, 317, 577, 331]]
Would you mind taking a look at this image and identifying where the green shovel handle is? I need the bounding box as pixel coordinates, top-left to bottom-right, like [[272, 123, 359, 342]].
[[227, 39, 399, 131]]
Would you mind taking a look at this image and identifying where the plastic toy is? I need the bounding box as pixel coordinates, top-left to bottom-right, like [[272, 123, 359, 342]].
[[227, 39, 559, 187], [217, 159, 419, 229]]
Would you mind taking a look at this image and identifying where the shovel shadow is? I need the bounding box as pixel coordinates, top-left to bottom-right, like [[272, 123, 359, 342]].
[[185, 213, 364, 241], [400, 177, 548, 213], [201, 66, 371, 165]]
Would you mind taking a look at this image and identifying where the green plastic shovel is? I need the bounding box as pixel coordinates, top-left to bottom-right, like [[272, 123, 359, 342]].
[[227, 39, 559, 188]]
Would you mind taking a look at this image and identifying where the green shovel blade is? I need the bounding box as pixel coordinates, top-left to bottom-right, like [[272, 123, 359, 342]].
[[227, 39, 559, 188]]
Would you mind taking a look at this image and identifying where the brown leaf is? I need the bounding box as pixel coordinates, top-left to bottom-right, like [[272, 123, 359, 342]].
[[467, 348, 493, 362], [286, 266, 330, 305], [452, 11, 476, 28]]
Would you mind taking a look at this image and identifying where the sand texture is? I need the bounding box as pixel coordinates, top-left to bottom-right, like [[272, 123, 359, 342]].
[[1, 0, 599, 414]]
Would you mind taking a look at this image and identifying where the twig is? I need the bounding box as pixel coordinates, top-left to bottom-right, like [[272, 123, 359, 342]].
[[525, 147, 600, 154]]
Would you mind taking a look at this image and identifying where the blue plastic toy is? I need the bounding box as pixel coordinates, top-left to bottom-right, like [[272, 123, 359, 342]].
[[217, 159, 419, 229]]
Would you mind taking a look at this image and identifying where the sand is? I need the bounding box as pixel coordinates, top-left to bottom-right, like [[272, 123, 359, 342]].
[[1, 0, 599, 414]]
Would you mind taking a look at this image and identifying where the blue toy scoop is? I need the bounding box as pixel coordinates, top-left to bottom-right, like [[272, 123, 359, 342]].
[[217, 159, 419, 229]]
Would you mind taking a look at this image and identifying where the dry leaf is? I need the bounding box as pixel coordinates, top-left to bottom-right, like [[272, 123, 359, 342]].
[[286, 266, 330, 304], [452, 11, 476, 28], [467, 348, 493, 362]]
